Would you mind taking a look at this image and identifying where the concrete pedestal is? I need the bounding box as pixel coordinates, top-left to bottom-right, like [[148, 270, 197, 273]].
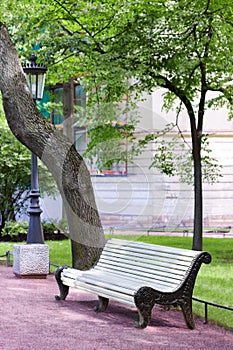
[[13, 244, 49, 278]]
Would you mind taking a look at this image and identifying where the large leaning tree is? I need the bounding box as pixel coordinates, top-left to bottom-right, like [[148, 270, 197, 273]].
[[0, 23, 105, 269], [1, 0, 233, 251]]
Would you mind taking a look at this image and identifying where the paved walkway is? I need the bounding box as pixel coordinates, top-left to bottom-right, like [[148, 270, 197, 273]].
[[0, 264, 232, 350]]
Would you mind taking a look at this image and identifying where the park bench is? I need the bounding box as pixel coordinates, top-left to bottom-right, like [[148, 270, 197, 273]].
[[55, 238, 211, 329]]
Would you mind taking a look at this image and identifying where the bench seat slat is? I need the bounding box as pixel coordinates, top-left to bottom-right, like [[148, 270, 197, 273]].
[[102, 246, 195, 261], [105, 244, 199, 259], [95, 262, 186, 285], [97, 264, 188, 282], [63, 275, 135, 296], [61, 273, 136, 304], [106, 239, 200, 258], [61, 268, 179, 292], [61, 267, 177, 290], [94, 271, 184, 290], [96, 264, 187, 283], [98, 255, 191, 276], [78, 271, 175, 291], [74, 283, 135, 306], [103, 248, 197, 265], [62, 277, 135, 305], [101, 249, 195, 264]]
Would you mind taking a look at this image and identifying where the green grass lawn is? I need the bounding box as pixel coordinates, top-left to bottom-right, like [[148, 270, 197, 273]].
[[0, 235, 232, 330]]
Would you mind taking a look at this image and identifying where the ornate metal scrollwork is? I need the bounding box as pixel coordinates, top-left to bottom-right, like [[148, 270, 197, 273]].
[[134, 252, 211, 329]]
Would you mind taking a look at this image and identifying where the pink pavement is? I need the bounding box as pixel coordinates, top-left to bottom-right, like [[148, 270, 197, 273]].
[[0, 264, 232, 350]]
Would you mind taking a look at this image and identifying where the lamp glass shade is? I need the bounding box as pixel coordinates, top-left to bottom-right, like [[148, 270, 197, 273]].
[[25, 72, 46, 100]]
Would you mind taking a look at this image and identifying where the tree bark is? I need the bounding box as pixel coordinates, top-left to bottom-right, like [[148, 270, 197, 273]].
[[192, 133, 203, 251], [0, 23, 105, 269], [189, 109, 203, 251]]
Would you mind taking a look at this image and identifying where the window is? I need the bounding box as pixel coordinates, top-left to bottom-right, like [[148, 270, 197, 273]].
[[74, 82, 86, 108], [50, 85, 63, 125], [74, 127, 86, 156], [50, 79, 127, 176]]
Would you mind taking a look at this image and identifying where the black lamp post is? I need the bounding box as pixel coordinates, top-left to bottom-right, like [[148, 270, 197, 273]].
[[23, 54, 47, 244]]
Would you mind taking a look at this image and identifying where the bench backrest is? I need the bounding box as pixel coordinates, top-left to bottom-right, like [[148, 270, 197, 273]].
[[94, 238, 210, 291]]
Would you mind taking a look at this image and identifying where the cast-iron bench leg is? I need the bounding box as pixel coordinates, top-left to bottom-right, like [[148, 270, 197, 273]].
[[94, 296, 109, 312], [180, 300, 195, 329], [55, 266, 70, 301], [134, 287, 156, 328]]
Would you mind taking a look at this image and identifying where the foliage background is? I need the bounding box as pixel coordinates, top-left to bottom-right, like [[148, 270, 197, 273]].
[[0, 104, 58, 233]]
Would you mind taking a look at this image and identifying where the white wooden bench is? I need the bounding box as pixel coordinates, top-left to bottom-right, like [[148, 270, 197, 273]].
[[55, 238, 211, 329]]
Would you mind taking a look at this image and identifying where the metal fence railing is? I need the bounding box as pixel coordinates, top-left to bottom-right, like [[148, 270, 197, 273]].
[[192, 297, 233, 324], [0, 251, 11, 267]]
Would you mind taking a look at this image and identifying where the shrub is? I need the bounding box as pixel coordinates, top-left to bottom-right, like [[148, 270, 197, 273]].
[[42, 221, 58, 235], [42, 219, 69, 240], [1, 220, 28, 241], [0, 219, 69, 242]]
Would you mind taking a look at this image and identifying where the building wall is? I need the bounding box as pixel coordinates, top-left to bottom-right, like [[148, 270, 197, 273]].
[[94, 89, 233, 230], [42, 89, 233, 230]]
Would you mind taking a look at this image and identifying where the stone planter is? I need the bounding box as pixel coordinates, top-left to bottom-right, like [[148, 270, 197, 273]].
[[13, 244, 49, 278]]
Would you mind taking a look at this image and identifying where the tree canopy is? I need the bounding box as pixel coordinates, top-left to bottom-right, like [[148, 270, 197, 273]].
[[1, 0, 233, 250], [3, 1, 232, 103]]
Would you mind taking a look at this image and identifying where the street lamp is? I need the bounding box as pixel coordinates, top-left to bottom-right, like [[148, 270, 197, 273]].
[[23, 54, 47, 244]]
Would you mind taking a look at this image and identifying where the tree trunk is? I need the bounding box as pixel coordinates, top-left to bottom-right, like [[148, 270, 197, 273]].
[[189, 117, 203, 251], [0, 23, 105, 269], [192, 135, 203, 251], [0, 211, 4, 236]]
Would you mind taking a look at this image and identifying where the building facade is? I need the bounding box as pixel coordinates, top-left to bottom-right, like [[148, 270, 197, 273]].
[[41, 85, 233, 232]]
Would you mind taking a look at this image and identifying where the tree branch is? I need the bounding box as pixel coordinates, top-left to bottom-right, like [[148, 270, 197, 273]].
[[197, 18, 213, 132]]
